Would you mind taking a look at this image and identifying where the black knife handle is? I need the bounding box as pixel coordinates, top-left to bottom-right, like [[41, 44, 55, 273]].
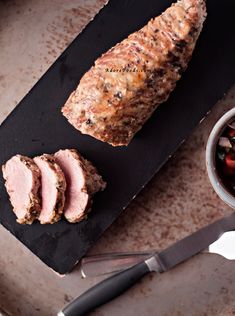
[[60, 261, 150, 316]]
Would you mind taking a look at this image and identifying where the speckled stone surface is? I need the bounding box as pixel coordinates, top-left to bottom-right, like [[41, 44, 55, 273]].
[[0, 1, 235, 316]]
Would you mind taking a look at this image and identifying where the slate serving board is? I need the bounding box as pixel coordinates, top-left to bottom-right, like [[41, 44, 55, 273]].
[[0, 0, 234, 274]]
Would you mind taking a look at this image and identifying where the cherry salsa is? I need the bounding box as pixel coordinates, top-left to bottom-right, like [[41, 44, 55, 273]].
[[216, 121, 235, 193]]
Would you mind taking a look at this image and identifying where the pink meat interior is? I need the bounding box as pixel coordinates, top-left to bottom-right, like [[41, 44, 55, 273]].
[[34, 157, 57, 223], [3, 156, 34, 220], [55, 150, 89, 219]]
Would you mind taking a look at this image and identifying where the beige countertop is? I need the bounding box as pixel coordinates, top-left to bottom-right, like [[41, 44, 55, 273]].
[[1, 1, 235, 316]]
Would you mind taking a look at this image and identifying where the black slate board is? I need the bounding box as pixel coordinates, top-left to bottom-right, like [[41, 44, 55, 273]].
[[0, 0, 234, 274]]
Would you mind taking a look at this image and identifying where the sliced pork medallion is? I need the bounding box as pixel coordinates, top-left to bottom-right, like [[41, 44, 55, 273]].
[[2, 155, 41, 224], [54, 149, 106, 223], [34, 154, 66, 224]]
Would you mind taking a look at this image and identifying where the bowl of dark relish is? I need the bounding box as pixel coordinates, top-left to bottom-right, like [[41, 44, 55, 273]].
[[206, 108, 235, 208]]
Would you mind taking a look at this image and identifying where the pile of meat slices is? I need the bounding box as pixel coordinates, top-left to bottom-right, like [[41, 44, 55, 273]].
[[2, 149, 106, 224]]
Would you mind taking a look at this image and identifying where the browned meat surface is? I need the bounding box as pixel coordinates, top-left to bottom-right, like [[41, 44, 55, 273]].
[[62, 0, 206, 146], [2, 155, 41, 224], [55, 149, 106, 223], [2, 150, 106, 225], [34, 154, 66, 224]]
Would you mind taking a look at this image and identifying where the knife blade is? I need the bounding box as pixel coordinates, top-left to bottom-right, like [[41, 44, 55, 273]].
[[81, 251, 154, 278], [59, 213, 235, 316]]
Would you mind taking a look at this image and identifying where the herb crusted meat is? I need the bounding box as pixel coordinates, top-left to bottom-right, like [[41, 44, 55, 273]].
[[34, 154, 66, 224], [55, 149, 106, 223], [62, 0, 207, 146], [2, 150, 106, 225], [2, 155, 41, 224]]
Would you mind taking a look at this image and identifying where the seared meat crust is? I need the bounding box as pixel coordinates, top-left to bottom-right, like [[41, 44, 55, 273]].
[[62, 0, 207, 146], [55, 149, 106, 223], [2, 155, 41, 224], [34, 154, 66, 224]]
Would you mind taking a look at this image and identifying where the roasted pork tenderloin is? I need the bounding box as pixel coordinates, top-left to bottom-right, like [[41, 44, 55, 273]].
[[55, 149, 106, 223], [62, 0, 206, 146], [3, 150, 106, 225], [2, 155, 41, 224], [34, 154, 66, 224]]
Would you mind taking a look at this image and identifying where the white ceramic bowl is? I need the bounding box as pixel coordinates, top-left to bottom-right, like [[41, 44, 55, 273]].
[[206, 107, 235, 209]]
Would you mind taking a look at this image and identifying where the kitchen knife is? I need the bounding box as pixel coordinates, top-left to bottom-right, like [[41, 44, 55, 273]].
[[58, 213, 235, 316]]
